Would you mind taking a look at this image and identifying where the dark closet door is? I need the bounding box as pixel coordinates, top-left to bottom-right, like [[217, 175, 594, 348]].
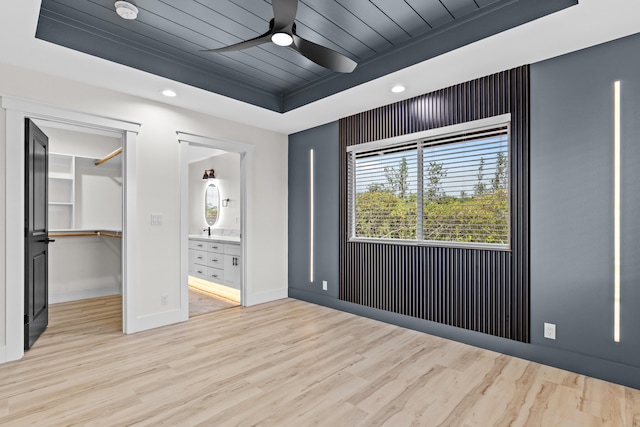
[[24, 118, 51, 350]]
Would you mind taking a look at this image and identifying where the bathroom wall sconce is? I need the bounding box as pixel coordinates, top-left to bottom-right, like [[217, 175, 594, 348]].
[[222, 198, 230, 207], [202, 169, 215, 180]]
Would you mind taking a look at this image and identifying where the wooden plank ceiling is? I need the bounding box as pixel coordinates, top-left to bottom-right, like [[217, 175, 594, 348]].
[[35, 0, 577, 112]]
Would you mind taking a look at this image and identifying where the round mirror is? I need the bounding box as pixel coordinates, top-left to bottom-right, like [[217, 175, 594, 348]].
[[205, 183, 219, 226]]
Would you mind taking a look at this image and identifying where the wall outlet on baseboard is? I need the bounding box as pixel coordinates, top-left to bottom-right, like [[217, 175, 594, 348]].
[[544, 322, 556, 340], [322, 280, 327, 291], [161, 295, 168, 306]]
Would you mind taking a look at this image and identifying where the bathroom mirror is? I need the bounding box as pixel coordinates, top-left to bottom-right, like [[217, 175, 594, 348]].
[[205, 183, 219, 226]]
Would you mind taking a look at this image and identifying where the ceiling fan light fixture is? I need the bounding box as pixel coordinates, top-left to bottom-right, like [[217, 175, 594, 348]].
[[114, 1, 139, 20], [271, 32, 293, 47]]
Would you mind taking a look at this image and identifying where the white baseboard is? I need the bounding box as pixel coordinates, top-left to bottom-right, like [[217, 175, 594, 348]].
[[246, 287, 288, 306], [127, 308, 185, 334], [49, 286, 121, 304]]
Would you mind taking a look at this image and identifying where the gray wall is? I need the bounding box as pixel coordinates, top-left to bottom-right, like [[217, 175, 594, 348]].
[[288, 33, 640, 389], [530, 33, 640, 369], [289, 121, 340, 298]]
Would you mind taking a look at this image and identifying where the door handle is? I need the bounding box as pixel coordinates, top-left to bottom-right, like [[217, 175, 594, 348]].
[[39, 238, 56, 244]]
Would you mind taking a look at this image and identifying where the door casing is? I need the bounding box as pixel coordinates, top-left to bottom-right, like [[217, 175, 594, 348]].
[[1, 96, 140, 362], [177, 132, 254, 315]]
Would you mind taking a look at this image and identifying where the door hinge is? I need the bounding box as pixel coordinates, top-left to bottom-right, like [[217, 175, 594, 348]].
[[24, 314, 29, 325]]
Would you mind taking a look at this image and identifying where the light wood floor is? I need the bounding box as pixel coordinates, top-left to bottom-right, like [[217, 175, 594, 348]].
[[189, 286, 239, 317], [1, 296, 639, 426]]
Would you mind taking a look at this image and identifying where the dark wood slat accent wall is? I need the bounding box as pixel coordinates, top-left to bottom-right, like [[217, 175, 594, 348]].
[[339, 66, 530, 342]]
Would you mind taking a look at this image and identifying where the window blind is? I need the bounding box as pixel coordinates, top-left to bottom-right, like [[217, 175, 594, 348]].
[[348, 122, 510, 248]]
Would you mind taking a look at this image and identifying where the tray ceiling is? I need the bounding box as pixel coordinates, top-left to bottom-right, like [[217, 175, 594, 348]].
[[36, 0, 577, 113]]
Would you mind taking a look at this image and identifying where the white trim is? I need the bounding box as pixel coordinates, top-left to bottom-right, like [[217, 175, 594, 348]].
[[4, 108, 23, 362], [49, 286, 120, 304], [2, 95, 140, 362], [130, 309, 184, 332], [346, 113, 512, 153], [177, 132, 255, 309], [179, 140, 190, 321], [1, 96, 140, 133], [0, 345, 5, 363], [122, 130, 138, 333], [245, 288, 288, 306]]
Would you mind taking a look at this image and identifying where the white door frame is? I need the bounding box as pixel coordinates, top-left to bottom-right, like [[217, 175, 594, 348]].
[[1, 96, 140, 362], [177, 132, 254, 313]]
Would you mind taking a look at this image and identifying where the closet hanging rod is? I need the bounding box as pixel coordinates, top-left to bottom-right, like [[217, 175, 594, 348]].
[[49, 231, 122, 239], [95, 147, 123, 166], [49, 232, 96, 237], [98, 232, 122, 239]]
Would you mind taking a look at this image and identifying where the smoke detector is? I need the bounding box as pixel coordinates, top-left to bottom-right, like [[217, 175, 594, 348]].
[[115, 1, 139, 20]]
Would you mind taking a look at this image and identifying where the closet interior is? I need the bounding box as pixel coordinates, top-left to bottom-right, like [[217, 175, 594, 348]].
[[39, 120, 123, 308]]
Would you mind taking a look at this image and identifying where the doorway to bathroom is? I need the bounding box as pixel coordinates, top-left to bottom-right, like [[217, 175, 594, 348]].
[[178, 132, 254, 319], [187, 145, 241, 316]]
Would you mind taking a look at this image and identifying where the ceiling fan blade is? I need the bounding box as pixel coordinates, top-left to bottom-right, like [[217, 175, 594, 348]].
[[202, 32, 271, 53], [272, 0, 298, 30], [291, 35, 357, 73]]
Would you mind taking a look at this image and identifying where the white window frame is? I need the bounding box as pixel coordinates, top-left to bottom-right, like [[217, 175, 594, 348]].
[[347, 114, 512, 251]]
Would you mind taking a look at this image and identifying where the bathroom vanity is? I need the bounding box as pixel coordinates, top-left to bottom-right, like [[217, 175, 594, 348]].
[[188, 235, 241, 289]]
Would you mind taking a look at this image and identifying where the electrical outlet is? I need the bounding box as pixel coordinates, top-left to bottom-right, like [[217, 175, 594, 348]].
[[151, 213, 163, 225], [322, 280, 328, 291], [161, 295, 168, 306], [544, 322, 556, 340]]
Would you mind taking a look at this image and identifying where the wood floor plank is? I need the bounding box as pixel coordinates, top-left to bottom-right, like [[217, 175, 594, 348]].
[[0, 295, 639, 425]]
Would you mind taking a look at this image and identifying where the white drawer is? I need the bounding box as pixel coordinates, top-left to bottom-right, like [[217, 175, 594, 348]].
[[189, 240, 208, 250], [189, 261, 208, 279], [207, 242, 223, 253], [206, 267, 224, 283], [207, 253, 223, 268], [190, 249, 208, 266], [224, 243, 241, 256]]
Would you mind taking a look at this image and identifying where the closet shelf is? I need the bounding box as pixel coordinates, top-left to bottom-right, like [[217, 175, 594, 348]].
[[49, 230, 122, 239], [48, 174, 74, 180]]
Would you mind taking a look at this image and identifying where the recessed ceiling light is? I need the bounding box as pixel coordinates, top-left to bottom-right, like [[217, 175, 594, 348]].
[[162, 89, 177, 97], [115, 1, 139, 20], [391, 85, 406, 93], [271, 32, 293, 47]]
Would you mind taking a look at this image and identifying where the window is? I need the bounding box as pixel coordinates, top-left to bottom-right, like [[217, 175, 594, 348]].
[[348, 116, 510, 249]]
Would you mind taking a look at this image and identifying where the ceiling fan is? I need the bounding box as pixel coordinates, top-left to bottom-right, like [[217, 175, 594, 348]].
[[202, 0, 357, 73]]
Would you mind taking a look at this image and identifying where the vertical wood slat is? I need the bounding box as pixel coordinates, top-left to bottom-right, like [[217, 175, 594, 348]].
[[338, 66, 530, 342]]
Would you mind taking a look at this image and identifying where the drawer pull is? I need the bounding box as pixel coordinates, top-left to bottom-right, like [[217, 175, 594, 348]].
[[212, 274, 218, 278], [212, 259, 218, 262], [211, 246, 218, 249], [197, 270, 203, 274], [197, 256, 203, 260], [197, 244, 203, 247]]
